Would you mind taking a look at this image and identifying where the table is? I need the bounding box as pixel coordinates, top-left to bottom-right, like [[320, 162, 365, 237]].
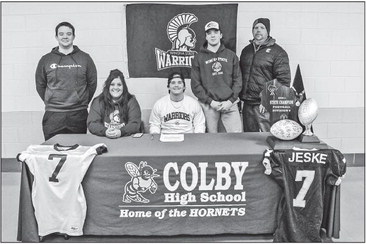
[[17, 132, 340, 242]]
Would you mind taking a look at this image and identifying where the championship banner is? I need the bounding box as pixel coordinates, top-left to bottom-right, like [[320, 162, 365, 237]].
[[82, 155, 282, 235], [126, 4, 238, 78], [260, 79, 301, 126]]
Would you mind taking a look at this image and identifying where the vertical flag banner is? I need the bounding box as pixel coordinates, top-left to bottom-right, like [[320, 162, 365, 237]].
[[292, 64, 306, 99], [126, 4, 238, 78], [292, 64, 314, 132]]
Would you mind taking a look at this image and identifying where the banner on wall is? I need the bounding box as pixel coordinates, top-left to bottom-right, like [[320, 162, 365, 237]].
[[126, 4, 238, 78]]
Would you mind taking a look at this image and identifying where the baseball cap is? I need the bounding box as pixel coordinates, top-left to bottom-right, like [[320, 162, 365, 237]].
[[167, 72, 185, 87], [205, 21, 220, 32]]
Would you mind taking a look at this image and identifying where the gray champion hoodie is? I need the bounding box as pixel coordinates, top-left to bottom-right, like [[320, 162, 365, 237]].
[[35, 45, 97, 112]]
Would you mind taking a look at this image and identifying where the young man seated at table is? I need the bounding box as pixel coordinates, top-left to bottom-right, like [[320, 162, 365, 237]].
[[87, 69, 142, 138], [149, 72, 206, 134]]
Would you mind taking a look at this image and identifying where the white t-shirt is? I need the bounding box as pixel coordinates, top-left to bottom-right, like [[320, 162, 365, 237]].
[[149, 95, 206, 134], [17, 143, 107, 237]]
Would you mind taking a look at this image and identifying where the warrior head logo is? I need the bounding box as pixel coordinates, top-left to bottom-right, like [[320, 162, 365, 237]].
[[122, 161, 159, 204], [110, 110, 120, 124], [155, 13, 198, 70], [105, 110, 124, 129], [268, 84, 278, 96], [167, 13, 198, 51]]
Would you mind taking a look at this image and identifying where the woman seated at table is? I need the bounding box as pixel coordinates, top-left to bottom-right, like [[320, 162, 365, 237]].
[[87, 69, 142, 138]]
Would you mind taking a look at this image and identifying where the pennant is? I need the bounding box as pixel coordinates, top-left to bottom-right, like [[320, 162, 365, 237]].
[[292, 64, 314, 132], [292, 64, 306, 100], [126, 4, 238, 78]]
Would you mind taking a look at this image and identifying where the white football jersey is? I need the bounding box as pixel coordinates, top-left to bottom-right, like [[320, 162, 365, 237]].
[[17, 143, 107, 237], [149, 95, 206, 134]]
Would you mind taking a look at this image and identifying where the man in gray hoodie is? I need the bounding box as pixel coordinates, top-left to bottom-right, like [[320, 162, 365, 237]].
[[191, 21, 242, 133], [35, 22, 97, 140]]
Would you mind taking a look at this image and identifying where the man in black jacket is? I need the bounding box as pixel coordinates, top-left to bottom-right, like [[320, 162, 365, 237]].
[[239, 18, 291, 132]]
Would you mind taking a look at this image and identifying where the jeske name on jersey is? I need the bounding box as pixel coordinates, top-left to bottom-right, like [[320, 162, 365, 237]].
[[288, 152, 328, 164]]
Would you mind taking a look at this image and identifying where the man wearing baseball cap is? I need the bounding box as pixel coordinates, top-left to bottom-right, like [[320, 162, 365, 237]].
[[239, 18, 291, 132], [191, 21, 242, 133]]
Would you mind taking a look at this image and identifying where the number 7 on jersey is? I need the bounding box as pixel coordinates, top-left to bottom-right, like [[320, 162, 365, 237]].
[[293, 170, 315, 208], [48, 154, 68, 182]]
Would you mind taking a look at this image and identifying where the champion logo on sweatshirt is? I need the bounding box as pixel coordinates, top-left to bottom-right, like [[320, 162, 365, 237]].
[[50, 63, 82, 69]]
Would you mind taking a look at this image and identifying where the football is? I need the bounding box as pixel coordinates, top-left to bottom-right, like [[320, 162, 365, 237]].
[[270, 119, 303, 140], [298, 98, 318, 126]]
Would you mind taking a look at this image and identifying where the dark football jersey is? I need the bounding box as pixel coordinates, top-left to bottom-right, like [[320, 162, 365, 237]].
[[262, 148, 346, 242]]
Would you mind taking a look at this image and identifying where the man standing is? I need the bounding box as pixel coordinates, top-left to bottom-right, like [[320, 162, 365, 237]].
[[149, 72, 205, 134], [239, 18, 291, 132], [36, 22, 97, 140], [191, 21, 242, 133]]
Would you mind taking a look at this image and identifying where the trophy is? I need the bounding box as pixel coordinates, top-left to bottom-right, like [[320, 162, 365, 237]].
[[298, 98, 320, 143], [266, 97, 328, 149]]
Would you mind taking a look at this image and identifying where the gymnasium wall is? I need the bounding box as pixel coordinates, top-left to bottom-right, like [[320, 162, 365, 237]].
[[1, 2, 364, 164]]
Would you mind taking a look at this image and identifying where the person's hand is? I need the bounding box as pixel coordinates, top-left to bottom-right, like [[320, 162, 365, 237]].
[[259, 104, 266, 114], [210, 100, 222, 111], [107, 128, 121, 138], [105, 128, 116, 138], [219, 100, 233, 112], [106, 128, 121, 139]]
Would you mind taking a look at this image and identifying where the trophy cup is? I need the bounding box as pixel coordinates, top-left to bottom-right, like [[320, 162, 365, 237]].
[[298, 98, 320, 143]]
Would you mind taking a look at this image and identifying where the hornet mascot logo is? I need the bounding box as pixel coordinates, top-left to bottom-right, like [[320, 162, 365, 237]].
[[122, 161, 159, 203]]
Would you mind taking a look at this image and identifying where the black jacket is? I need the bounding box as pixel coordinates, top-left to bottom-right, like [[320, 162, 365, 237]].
[[239, 37, 290, 105]]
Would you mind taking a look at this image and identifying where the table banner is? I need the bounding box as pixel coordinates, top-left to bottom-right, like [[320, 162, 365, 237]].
[[83, 155, 282, 236]]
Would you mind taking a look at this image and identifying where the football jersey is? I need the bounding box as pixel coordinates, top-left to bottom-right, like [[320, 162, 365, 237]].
[[262, 148, 346, 242], [17, 143, 107, 237], [149, 95, 205, 134]]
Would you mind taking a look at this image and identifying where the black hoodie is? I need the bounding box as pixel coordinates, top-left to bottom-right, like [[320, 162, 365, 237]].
[[35, 45, 97, 111], [191, 43, 242, 105]]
